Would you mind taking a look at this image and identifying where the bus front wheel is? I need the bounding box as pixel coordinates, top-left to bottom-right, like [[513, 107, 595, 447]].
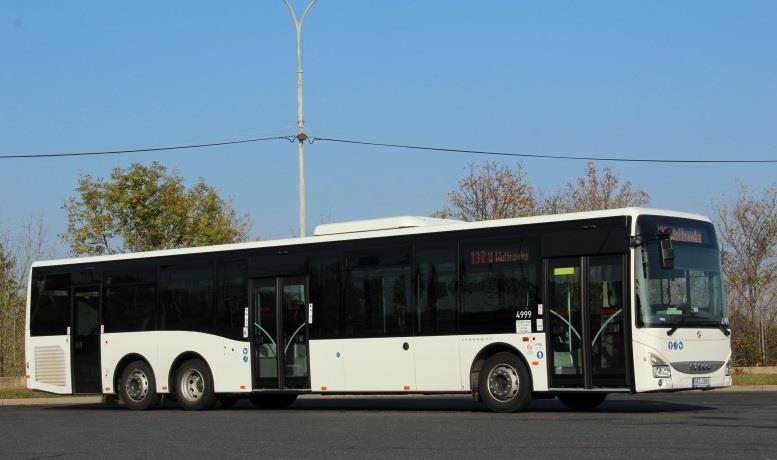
[[478, 352, 533, 413], [119, 360, 160, 411], [174, 359, 216, 411]]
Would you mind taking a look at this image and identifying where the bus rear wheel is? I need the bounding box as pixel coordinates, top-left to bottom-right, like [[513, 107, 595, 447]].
[[478, 352, 533, 413], [558, 394, 607, 411], [174, 359, 216, 411], [119, 360, 160, 411], [249, 394, 298, 409]]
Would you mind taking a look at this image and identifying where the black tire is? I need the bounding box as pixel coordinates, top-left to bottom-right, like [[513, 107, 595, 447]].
[[478, 352, 533, 413], [119, 360, 160, 411], [174, 359, 217, 411], [249, 394, 298, 409], [558, 393, 607, 411]]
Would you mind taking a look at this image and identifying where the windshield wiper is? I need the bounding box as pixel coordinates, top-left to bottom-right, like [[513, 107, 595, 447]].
[[666, 319, 684, 336], [666, 307, 691, 336]]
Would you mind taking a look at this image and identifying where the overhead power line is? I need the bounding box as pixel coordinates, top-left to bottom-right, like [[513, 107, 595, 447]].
[[0, 136, 294, 160], [2, 133, 775, 164], [311, 137, 777, 164]]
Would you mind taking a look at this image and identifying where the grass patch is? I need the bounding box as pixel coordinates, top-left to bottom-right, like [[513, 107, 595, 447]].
[[733, 373, 777, 385], [0, 388, 63, 399]]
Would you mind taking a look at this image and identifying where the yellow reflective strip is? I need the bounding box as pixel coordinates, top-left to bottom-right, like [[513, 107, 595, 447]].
[[553, 267, 575, 276]]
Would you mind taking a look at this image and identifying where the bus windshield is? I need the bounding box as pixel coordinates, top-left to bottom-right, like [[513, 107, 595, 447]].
[[636, 216, 728, 329]]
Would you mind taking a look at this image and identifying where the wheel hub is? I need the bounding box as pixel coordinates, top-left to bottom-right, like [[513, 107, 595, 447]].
[[126, 370, 149, 402], [487, 364, 520, 402], [180, 369, 205, 402]]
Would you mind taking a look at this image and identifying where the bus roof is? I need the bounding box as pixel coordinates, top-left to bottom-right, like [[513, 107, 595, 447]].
[[32, 207, 711, 268]]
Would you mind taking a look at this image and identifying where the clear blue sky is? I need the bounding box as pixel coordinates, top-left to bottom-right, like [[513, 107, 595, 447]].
[[2, 1, 776, 253]]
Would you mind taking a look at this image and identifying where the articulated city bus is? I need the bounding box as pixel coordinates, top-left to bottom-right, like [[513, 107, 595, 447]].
[[25, 208, 731, 412]]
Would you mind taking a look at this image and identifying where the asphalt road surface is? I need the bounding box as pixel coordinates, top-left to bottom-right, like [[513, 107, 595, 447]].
[[1, 392, 775, 459]]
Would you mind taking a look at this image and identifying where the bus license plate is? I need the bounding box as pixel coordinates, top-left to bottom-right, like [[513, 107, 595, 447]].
[[692, 377, 711, 388]]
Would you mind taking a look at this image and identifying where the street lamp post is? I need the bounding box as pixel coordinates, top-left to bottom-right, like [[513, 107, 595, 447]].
[[282, 0, 317, 238]]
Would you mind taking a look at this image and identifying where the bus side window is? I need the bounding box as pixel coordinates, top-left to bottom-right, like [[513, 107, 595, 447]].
[[215, 260, 247, 340], [160, 264, 214, 333], [344, 250, 412, 338], [416, 249, 457, 335], [309, 256, 341, 339], [30, 273, 71, 336], [460, 238, 539, 334], [104, 284, 156, 333]]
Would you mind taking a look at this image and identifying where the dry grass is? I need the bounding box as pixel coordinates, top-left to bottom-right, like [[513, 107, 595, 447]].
[[733, 374, 777, 385], [0, 388, 62, 399]]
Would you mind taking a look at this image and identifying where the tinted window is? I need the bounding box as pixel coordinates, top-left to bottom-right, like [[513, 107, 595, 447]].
[[161, 263, 213, 332], [460, 238, 539, 334], [416, 248, 457, 335], [103, 265, 157, 333], [309, 256, 341, 339], [104, 284, 156, 332], [344, 250, 412, 337], [215, 260, 247, 340], [30, 273, 71, 336]]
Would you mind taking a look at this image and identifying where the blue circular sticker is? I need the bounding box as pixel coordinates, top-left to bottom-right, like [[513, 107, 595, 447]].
[[242, 355, 249, 363], [243, 347, 248, 355], [536, 350, 544, 359], [667, 340, 684, 351]]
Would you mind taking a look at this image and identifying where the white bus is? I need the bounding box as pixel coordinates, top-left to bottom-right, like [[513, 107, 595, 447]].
[[25, 208, 732, 412]]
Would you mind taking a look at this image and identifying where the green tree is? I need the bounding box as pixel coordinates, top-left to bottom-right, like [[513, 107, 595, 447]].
[[62, 162, 252, 255]]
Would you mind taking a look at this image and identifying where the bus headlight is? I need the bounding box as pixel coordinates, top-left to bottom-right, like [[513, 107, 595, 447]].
[[650, 353, 672, 378], [725, 360, 731, 376]]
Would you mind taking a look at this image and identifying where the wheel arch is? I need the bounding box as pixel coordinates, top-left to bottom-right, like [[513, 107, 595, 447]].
[[469, 342, 533, 401], [113, 353, 154, 394]]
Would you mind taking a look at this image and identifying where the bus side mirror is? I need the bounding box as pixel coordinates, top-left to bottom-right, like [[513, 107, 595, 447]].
[[659, 235, 674, 270]]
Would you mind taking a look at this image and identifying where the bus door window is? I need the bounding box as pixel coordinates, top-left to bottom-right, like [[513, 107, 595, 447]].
[[254, 282, 278, 380], [547, 260, 583, 378], [281, 280, 309, 382], [587, 255, 625, 378]]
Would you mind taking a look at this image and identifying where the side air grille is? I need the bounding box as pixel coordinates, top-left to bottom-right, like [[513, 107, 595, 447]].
[[34, 346, 67, 387]]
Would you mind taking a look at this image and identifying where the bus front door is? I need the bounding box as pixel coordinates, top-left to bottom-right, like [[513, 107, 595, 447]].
[[545, 255, 629, 389], [71, 286, 101, 394], [251, 277, 310, 390]]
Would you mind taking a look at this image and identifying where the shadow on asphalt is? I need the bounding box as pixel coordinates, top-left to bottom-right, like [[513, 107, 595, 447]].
[[45, 396, 712, 414]]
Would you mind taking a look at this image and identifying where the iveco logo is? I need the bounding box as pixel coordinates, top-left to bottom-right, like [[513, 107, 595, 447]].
[[690, 362, 712, 372]]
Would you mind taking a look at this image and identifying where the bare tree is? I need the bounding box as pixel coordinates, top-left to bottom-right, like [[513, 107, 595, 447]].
[[540, 161, 650, 213], [435, 161, 537, 221], [0, 241, 17, 376], [714, 183, 777, 366], [0, 216, 51, 377]]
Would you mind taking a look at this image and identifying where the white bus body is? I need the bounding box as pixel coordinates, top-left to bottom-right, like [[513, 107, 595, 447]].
[[25, 208, 731, 411]]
